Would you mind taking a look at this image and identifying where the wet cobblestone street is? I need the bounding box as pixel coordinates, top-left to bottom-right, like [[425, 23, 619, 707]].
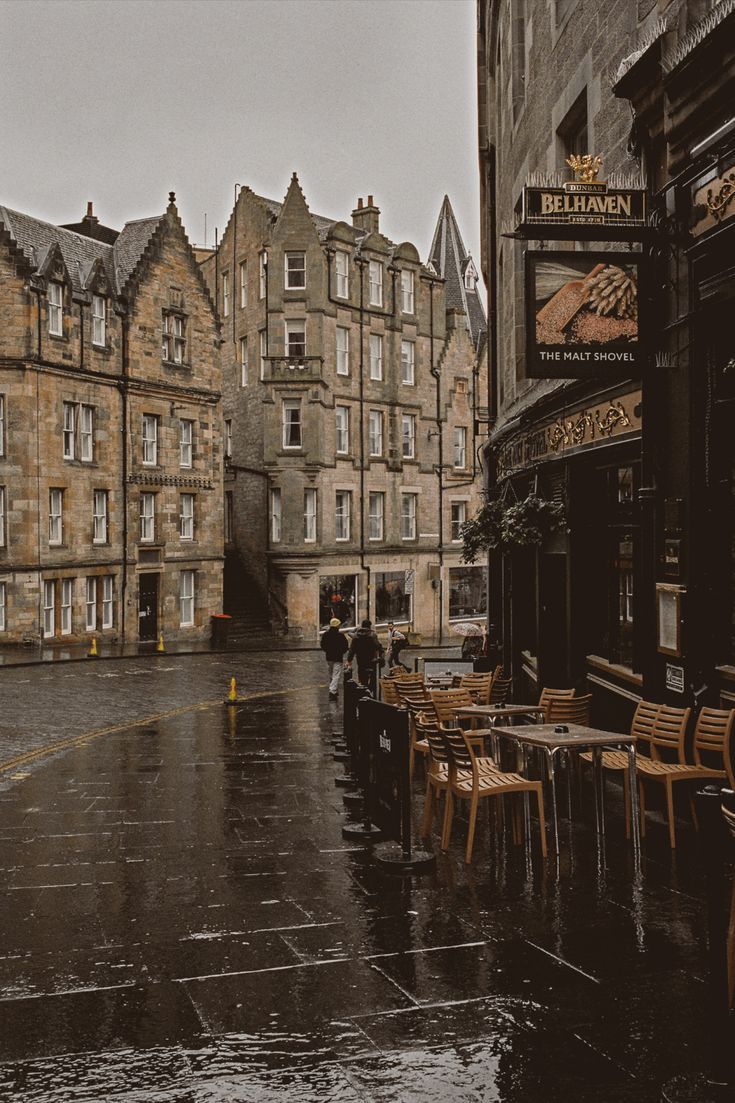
[[0, 654, 714, 1101]]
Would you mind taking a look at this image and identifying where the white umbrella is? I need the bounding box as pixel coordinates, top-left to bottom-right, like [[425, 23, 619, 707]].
[[450, 621, 485, 637]]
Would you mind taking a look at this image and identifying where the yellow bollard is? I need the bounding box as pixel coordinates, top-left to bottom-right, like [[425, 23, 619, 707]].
[[87, 636, 98, 658], [156, 633, 166, 653], [228, 676, 238, 702]]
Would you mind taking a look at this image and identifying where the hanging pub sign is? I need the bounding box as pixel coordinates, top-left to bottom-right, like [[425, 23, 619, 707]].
[[520, 157, 647, 240], [525, 249, 645, 378]]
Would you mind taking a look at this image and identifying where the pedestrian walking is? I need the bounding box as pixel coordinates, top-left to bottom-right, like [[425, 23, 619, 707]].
[[320, 618, 349, 700], [345, 619, 384, 693], [386, 622, 409, 671]]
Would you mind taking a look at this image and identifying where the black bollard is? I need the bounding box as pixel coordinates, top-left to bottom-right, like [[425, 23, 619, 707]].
[[661, 785, 734, 1102]]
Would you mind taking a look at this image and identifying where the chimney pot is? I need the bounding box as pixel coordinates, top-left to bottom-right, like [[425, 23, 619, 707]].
[[367, 194, 374, 206], [357, 197, 363, 209], [86, 202, 94, 218]]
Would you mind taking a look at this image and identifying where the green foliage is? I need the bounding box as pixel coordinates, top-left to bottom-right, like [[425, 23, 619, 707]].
[[461, 493, 565, 563]]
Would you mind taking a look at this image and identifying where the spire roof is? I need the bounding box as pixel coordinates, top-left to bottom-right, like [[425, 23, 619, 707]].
[[429, 195, 487, 349]]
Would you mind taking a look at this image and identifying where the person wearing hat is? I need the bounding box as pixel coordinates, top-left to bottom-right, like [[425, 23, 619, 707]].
[[345, 619, 384, 693], [320, 617, 349, 700]]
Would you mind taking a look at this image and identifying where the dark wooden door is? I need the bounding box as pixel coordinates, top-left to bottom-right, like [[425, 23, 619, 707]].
[[138, 574, 159, 641]]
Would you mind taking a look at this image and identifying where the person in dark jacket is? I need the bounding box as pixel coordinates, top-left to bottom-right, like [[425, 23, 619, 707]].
[[320, 618, 349, 700], [345, 619, 384, 692]]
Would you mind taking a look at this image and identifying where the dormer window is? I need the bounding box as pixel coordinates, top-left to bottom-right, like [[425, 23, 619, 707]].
[[285, 252, 306, 290], [464, 259, 478, 292], [162, 311, 186, 364], [400, 269, 414, 314], [48, 281, 63, 336], [92, 295, 106, 346]]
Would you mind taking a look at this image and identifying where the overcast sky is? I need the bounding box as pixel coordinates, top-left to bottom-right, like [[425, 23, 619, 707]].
[[0, 0, 480, 271]]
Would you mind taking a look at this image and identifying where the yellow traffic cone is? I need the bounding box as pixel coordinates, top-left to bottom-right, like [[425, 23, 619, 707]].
[[87, 636, 98, 658], [228, 676, 238, 702], [156, 633, 166, 653]]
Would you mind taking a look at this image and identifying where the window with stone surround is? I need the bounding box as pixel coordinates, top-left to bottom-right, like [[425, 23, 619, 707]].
[[368, 491, 384, 541], [335, 490, 351, 541], [80, 405, 93, 461], [239, 261, 247, 308], [43, 580, 55, 638], [240, 337, 248, 386], [60, 578, 72, 635], [225, 491, 234, 544], [93, 490, 108, 544], [270, 488, 282, 543], [401, 340, 415, 385], [0, 486, 5, 546], [453, 426, 467, 469], [179, 419, 193, 468], [368, 410, 383, 456], [179, 493, 194, 541], [140, 493, 155, 543], [285, 252, 305, 290], [369, 334, 383, 380], [222, 272, 230, 317], [375, 571, 411, 624], [49, 488, 63, 545], [63, 402, 94, 462], [400, 269, 414, 314], [224, 419, 232, 459], [180, 570, 195, 627], [92, 295, 106, 347], [369, 261, 383, 307], [102, 576, 114, 629], [48, 281, 63, 336], [0, 395, 4, 456], [335, 405, 349, 455], [402, 413, 416, 459], [335, 250, 349, 298], [162, 311, 186, 364], [63, 403, 75, 459], [285, 319, 306, 361], [0, 581, 6, 632], [557, 89, 588, 167], [336, 326, 349, 376], [282, 400, 302, 449], [304, 488, 317, 543], [85, 577, 97, 632], [449, 566, 487, 620], [451, 500, 467, 543], [141, 414, 158, 466], [259, 251, 267, 298]]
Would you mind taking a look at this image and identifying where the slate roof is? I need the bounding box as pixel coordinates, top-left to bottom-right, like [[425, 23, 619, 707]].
[[0, 205, 163, 296], [429, 195, 487, 350], [258, 195, 350, 243]]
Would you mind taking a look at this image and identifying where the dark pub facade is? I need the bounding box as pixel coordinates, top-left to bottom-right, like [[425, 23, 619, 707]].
[[478, 0, 735, 726]]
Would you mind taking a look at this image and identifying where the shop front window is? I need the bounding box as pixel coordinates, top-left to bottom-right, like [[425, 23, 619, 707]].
[[597, 463, 639, 668], [448, 566, 487, 620], [375, 570, 412, 624], [319, 574, 357, 630]]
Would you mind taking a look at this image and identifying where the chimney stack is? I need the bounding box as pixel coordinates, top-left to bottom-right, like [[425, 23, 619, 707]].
[[351, 195, 380, 235]]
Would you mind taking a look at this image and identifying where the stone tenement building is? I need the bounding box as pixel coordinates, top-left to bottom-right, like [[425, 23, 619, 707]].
[[200, 177, 487, 642], [478, 0, 735, 719], [0, 196, 222, 647]]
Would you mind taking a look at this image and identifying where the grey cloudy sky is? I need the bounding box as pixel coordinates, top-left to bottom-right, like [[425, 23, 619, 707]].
[[0, 0, 479, 270]]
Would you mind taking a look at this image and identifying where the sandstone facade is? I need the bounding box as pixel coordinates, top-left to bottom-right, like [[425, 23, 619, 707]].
[[201, 179, 488, 642], [0, 197, 222, 646]]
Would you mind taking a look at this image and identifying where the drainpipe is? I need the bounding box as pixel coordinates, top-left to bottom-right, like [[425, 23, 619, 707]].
[[119, 309, 129, 643], [33, 288, 42, 641], [488, 143, 498, 425], [356, 255, 370, 621], [429, 279, 443, 643]]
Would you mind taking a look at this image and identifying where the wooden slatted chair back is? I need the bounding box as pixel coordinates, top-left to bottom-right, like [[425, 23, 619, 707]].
[[489, 674, 513, 705], [431, 688, 474, 727], [441, 726, 475, 775], [396, 683, 434, 709], [380, 678, 401, 706], [424, 726, 450, 766], [649, 704, 691, 762], [392, 671, 424, 686], [693, 708, 734, 773], [546, 694, 592, 726], [538, 687, 575, 719], [459, 672, 492, 704]]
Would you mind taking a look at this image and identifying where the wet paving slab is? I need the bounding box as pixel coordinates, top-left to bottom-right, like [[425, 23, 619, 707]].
[[0, 653, 720, 1099]]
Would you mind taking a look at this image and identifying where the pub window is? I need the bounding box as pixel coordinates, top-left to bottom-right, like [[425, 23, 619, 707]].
[[596, 462, 640, 669], [375, 570, 411, 624]]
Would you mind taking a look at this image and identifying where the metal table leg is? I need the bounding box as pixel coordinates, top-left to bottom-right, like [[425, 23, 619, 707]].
[[627, 741, 641, 865], [591, 746, 605, 839], [545, 748, 559, 855]]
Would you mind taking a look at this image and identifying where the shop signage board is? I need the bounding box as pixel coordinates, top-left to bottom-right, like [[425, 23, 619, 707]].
[[525, 250, 645, 379], [522, 183, 646, 231], [665, 664, 685, 695], [495, 388, 641, 479]]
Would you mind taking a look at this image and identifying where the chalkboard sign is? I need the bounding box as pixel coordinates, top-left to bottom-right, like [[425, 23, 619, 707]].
[[359, 698, 411, 848]]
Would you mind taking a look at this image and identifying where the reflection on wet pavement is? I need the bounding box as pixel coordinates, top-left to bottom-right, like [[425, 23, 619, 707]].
[[0, 653, 713, 1100]]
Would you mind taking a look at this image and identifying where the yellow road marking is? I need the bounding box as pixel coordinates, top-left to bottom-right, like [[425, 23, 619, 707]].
[[0, 684, 325, 776]]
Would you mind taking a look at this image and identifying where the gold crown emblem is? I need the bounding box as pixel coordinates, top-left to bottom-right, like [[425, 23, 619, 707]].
[[566, 154, 603, 183]]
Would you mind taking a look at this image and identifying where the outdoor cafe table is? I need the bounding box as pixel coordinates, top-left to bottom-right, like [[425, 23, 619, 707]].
[[454, 710, 640, 857]]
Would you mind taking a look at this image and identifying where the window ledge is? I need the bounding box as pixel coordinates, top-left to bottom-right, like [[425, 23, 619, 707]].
[[586, 654, 642, 687]]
